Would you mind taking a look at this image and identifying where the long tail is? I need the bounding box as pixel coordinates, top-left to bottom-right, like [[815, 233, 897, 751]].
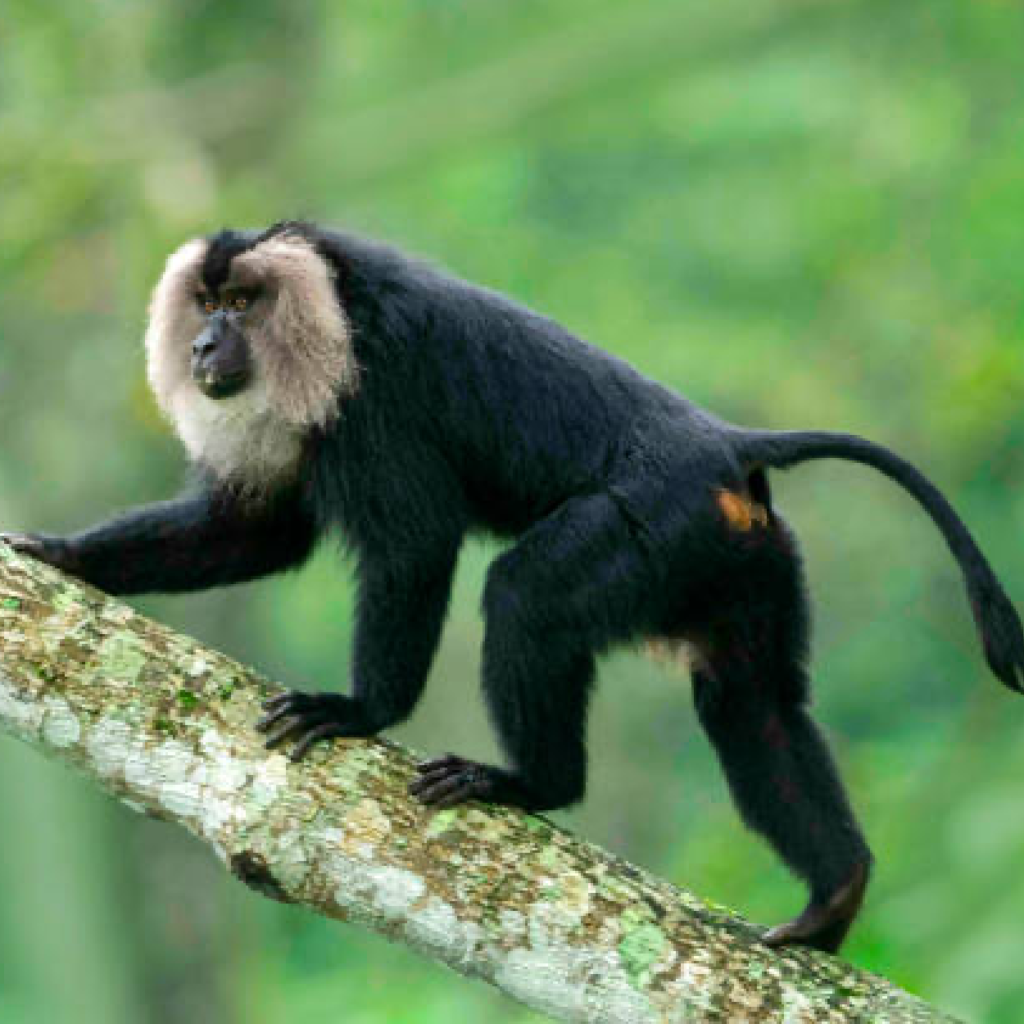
[[735, 428, 1024, 693]]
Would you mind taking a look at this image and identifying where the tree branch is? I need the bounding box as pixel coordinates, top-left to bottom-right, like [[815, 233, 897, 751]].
[[0, 546, 958, 1023]]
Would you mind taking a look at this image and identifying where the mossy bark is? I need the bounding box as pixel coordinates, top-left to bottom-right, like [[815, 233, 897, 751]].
[[0, 546, 960, 1023]]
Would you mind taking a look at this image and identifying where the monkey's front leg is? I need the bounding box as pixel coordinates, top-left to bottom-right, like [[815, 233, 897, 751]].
[[2, 489, 316, 595], [257, 547, 458, 760]]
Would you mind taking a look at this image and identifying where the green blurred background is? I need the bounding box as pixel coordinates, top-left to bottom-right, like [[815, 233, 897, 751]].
[[1, 1, 1023, 1021]]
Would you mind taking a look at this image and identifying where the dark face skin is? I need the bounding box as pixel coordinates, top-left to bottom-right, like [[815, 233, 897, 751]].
[[191, 288, 257, 399]]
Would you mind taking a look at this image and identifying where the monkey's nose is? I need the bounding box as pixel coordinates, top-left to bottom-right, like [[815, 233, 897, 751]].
[[193, 334, 218, 360]]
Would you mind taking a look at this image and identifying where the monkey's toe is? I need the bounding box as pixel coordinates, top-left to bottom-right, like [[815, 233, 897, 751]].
[[409, 755, 501, 808], [256, 690, 371, 760]]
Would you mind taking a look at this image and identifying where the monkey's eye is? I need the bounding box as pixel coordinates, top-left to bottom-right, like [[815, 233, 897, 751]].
[[197, 294, 219, 315], [231, 293, 250, 312]]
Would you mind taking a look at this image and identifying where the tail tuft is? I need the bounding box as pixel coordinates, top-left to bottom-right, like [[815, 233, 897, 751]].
[[969, 576, 1024, 693]]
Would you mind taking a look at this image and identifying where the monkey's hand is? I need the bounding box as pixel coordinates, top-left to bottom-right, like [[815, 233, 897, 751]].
[[256, 691, 376, 761], [0, 533, 79, 574]]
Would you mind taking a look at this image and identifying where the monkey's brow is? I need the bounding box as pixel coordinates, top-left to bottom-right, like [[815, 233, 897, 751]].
[[195, 281, 258, 296]]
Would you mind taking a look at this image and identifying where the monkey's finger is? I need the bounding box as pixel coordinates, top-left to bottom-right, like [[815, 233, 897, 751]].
[[260, 694, 291, 712], [257, 692, 322, 728], [414, 758, 465, 778], [408, 771, 452, 797], [416, 754, 465, 773], [255, 705, 296, 732], [0, 533, 44, 555], [256, 700, 307, 733], [263, 716, 307, 749], [261, 691, 309, 713], [409, 765, 466, 793], [289, 724, 342, 762], [411, 772, 475, 806]]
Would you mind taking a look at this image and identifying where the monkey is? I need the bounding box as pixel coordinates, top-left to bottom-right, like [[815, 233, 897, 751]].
[[4, 221, 1022, 954]]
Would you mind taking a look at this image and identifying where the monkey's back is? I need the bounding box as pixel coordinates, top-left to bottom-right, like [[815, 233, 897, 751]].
[[319, 230, 730, 542]]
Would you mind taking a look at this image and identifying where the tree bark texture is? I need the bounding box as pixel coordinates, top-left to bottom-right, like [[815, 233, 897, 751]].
[[0, 546, 960, 1023]]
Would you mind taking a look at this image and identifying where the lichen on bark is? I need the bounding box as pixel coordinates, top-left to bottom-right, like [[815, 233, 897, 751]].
[[0, 546, 961, 1023]]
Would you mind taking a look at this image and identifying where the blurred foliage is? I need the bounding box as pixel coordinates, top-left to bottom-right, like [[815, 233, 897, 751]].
[[1, 1, 1023, 1021]]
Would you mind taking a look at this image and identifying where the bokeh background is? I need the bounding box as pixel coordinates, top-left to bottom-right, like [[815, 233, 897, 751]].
[[1, 2, 1023, 1021]]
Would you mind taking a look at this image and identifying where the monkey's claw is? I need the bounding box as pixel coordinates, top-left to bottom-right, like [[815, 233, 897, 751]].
[[409, 754, 502, 808], [256, 690, 370, 761], [1, 533, 46, 557]]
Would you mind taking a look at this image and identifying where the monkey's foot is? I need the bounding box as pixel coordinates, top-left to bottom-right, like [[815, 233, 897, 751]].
[[762, 862, 870, 954], [256, 691, 371, 761], [409, 755, 512, 809]]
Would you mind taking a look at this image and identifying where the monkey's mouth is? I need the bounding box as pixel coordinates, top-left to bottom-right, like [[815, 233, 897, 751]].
[[194, 370, 249, 400]]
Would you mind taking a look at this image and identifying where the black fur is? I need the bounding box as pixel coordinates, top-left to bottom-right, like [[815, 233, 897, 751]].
[[7, 223, 1022, 953], [201, 229, 253, 293]]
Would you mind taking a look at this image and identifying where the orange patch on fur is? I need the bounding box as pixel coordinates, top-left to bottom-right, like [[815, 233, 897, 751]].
[[717, 489, 769, 532]]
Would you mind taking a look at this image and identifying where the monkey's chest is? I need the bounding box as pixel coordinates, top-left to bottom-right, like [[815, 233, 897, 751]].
[[172, 391, 304, 490]]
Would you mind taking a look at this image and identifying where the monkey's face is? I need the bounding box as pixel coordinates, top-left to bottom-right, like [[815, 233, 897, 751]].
[[190, 289, 256, 400], [144, 229, 358, 487]]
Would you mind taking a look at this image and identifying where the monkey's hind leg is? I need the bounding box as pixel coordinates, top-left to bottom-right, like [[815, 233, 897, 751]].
[[692, 526, 872, 954], [411, 492, 644, 812]]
